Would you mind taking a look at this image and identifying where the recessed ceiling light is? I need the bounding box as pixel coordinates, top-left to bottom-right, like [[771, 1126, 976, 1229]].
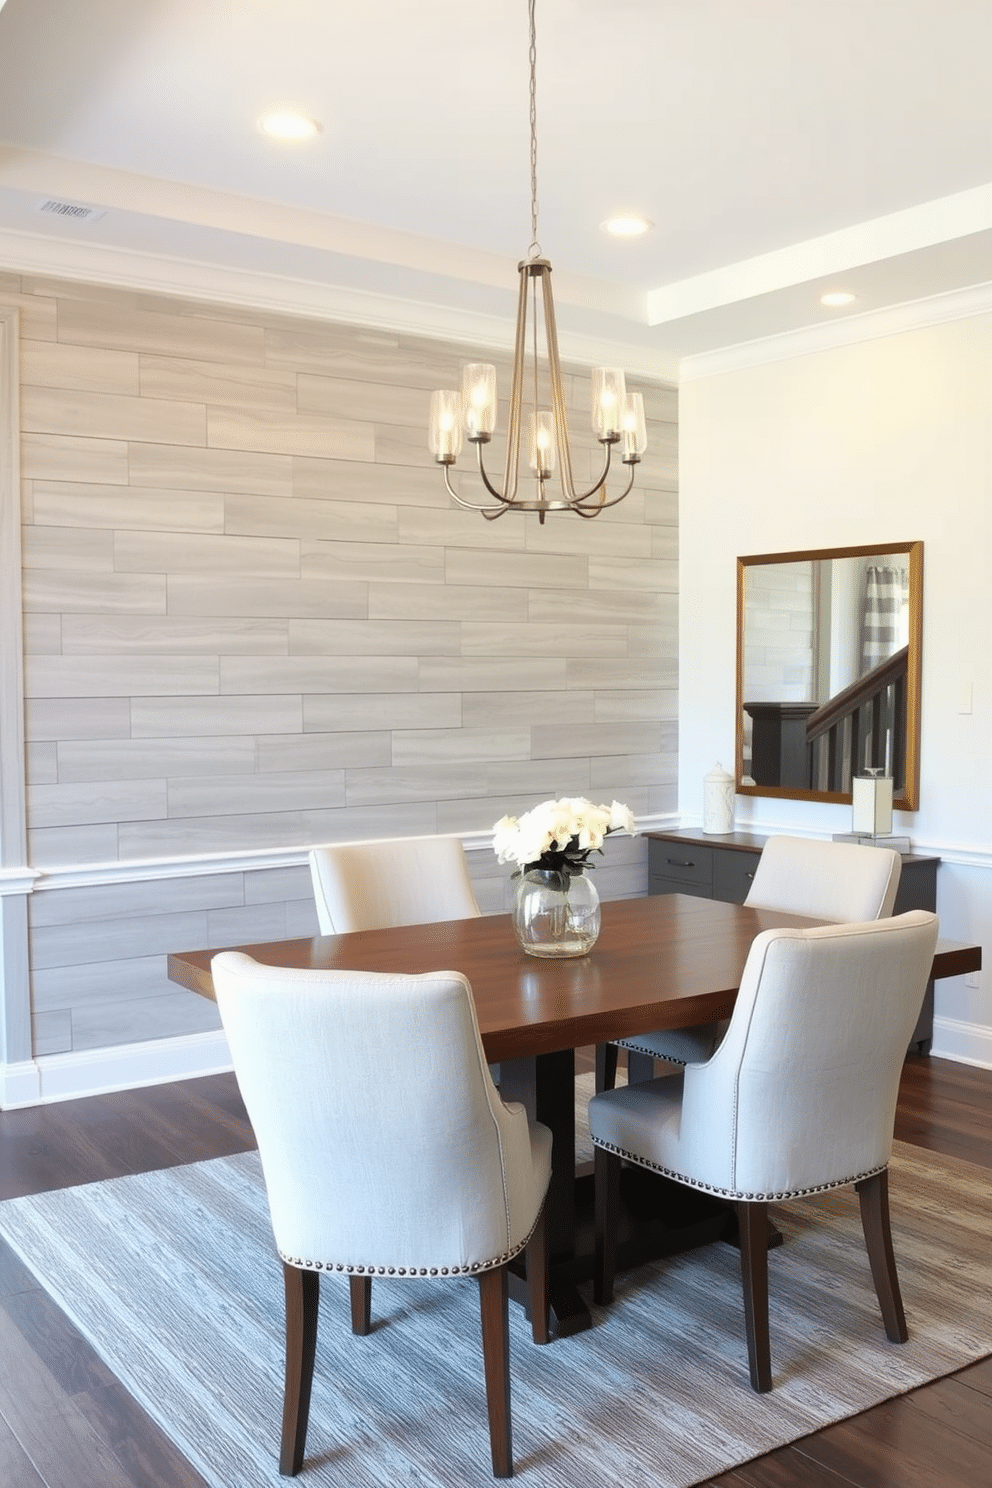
[[257, 111, 322, 142], [601, 215, 653, 238], [820, 290, 857, 307]]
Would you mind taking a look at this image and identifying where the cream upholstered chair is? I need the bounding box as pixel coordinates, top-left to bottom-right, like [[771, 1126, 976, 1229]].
[[589, 910, 938, 1392], [598, 836, 902, 1088], [212, 952, 551, 1478], [309, 835, 496, 1078], [309, 835, 481, 935]]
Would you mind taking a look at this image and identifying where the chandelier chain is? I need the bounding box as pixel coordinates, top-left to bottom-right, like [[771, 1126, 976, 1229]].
[[528, 0, 540, 258]]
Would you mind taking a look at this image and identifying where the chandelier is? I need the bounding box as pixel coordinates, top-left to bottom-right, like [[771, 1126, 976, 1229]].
[[428, 0, 647, 522]]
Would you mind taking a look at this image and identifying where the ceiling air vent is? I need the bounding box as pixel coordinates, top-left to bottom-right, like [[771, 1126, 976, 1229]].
[[37, 198, 106, 223]]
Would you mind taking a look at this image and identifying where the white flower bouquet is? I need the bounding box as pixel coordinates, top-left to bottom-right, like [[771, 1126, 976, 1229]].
[[492, 796, 636, 884]]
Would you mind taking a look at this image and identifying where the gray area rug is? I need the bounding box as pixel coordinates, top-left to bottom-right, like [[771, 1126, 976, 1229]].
[[0, 1089, 990, 1487]]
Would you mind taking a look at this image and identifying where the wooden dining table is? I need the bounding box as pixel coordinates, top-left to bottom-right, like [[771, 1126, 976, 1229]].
[[168, 892, 981, 1339]]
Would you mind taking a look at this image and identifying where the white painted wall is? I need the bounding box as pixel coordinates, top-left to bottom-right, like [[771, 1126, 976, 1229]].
[[679, 309, 992, 1065]]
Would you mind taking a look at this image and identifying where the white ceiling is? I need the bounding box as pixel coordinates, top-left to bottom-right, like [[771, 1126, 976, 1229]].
[[1, 0, 992, 378]]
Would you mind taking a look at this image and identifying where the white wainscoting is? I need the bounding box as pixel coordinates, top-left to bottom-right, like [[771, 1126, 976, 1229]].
[[1, 822, 660, 1106], [7, 817, 991, 1105]]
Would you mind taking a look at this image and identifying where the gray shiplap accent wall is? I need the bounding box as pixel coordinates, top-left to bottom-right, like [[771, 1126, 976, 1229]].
[[5, 278, 677, 1057]]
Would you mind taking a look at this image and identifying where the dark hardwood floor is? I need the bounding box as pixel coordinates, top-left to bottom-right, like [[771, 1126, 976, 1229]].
[[0, 1052, 989, 1487]]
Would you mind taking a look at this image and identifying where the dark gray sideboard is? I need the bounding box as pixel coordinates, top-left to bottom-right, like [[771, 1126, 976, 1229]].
[[645, 829, 939, 1054]]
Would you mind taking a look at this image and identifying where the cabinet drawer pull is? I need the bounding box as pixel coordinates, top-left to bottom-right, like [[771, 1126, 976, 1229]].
[[667, 858, 695, 868], [746, 870, 755, 879]]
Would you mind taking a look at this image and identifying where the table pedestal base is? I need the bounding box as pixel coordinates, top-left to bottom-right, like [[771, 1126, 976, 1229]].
[[508, 1163, 757, 1338]]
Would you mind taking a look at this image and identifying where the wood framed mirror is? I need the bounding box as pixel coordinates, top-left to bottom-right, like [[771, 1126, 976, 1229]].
[[736, 541, 923, 809]]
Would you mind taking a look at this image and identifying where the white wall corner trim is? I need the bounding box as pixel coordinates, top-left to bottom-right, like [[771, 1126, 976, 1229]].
[[0, 305, 30, 1070], [1, 1029, 234, 1109], [931, 1016, 992, 1070], [0, 306, 25, 865]]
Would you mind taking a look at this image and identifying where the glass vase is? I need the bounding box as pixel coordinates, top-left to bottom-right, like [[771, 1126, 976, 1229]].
[[512, 869, 601, 959]]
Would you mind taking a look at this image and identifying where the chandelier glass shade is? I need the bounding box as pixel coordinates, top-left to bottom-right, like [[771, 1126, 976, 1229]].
[[427, 1, 647, 522]]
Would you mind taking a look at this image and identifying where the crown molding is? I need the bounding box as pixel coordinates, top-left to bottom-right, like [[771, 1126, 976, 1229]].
[[0, 225, 680, 383], [650, 181, 992, 324], [0, 148, 648, 320], [679, 277, 992, 381]]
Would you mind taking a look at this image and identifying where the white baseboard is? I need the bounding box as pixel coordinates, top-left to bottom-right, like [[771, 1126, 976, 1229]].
[[2, 1009, 988, 1109], [930, 1016, 992, 1069], [0, 1029, 232, 1109], [0, 1059, 42, 1108]]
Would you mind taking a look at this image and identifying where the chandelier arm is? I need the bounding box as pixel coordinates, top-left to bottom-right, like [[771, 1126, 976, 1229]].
[[566, 439, 617, 505], [572, 462, 638, 514], [443, 464, 509, 514], [475, 440, 519, 504]]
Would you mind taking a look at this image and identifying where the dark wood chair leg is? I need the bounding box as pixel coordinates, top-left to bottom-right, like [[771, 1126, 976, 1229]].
[[857, 1168, 908, 1343], [349, 1274, 372, 1335], [737, 1200, 772, 1393], [595, 1042, 619, 1093], [593, 1146, 621, 1305], [280, 1264, 320, 1476], [478, 1265, 512, 1478], [525, 1202, 549, 1344]]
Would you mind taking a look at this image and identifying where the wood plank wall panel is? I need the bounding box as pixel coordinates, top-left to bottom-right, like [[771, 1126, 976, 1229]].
[[2, 277, 677, 1058]]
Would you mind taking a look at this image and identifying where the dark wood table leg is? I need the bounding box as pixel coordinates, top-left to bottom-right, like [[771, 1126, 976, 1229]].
[[500, 1050, 591, 1339], [626, 1051, 657, 1085]]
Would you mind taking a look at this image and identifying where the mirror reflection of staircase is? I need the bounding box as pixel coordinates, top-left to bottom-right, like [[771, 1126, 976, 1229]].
[[745, 644, 908, 793]]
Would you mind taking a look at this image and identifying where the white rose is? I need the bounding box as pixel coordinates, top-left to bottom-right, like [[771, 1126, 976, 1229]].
[[549, 803, 579, 847], [492, 815, 519, 864], [608, 800, 636, 835], [513, 804, 555, 863]]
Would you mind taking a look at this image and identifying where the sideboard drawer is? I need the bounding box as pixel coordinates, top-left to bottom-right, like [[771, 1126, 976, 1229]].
[[648, 840, 713, 891], [649, 875, 715, 900], [713, 849, 761, 904]]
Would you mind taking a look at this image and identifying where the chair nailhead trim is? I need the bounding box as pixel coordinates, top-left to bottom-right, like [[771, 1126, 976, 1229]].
[[591, 1138, 887, 1202], [614, 1037, 689, 1065], [278, 1207, 546, 1279]]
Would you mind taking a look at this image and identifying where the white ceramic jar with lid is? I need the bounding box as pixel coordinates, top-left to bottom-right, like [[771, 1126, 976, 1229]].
[[703, 762, 735, 835]]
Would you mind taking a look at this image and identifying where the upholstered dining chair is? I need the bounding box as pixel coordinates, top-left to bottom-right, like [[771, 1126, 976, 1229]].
[[589, 909, 938, 1393], [308, 834, 481, 935], [597, 836, 902, 1090], [309, 834, 497, 1078], [212, 952, 552, 1478]]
